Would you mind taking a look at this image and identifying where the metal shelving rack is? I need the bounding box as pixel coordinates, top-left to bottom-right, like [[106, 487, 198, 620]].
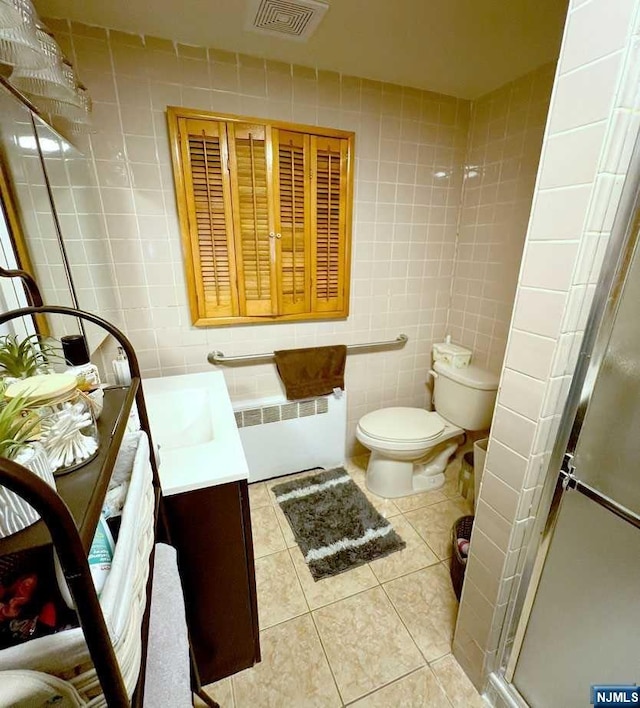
[[0, 305, 161, 707]]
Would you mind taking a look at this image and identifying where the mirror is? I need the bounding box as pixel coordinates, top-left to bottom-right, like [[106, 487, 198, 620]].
[[31, 114, 123, 351], [0, 82, 122, 352]]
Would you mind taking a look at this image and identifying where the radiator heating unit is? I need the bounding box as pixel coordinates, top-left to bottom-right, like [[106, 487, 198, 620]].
[[233, 392, 347, 482]]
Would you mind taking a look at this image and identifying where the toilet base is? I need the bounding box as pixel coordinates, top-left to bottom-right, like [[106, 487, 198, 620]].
[[365, 440, 460, 499], [412, 469, 446, 492]]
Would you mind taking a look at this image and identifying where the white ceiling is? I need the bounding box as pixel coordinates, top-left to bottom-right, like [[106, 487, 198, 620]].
[[35, 0, 568, 99]]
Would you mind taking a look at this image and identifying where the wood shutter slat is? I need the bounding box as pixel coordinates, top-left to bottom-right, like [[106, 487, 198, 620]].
[[273, 129, 311, 315], [311, 135, 347, 313], [178, 118, 238, 320]]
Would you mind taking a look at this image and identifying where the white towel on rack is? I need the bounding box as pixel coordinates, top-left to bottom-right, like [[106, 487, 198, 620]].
[[101, 431, 151, 637], [0, 670, 86, 707], [143, 543, 191, 708]]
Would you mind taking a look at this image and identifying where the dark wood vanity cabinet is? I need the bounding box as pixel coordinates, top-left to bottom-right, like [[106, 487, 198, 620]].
[[163, 479, 260, 684]]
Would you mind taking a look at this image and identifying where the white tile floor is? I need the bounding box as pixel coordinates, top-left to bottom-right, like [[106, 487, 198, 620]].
[[197, 455, 486, 707]]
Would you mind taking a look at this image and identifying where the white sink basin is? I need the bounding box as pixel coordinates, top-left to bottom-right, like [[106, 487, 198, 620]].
[[142, 371, 248, 496]]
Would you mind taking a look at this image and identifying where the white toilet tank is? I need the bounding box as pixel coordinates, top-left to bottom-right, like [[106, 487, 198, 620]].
[[432, 360, 498, 431]]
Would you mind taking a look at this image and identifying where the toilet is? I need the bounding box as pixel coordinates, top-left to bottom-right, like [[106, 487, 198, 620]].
[[356, 348, 498, 498]]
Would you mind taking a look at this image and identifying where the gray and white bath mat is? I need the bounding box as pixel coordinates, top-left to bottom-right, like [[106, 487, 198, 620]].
[[272, 467, 405, 580]]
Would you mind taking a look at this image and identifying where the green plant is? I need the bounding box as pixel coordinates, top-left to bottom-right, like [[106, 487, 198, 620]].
[[0, 334, 60, 379], [0, 389, 41, 460]]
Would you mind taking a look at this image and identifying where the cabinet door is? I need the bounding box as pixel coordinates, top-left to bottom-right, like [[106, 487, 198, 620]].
[[227, 122, 278, 317], [164, 480, 260, 683], [177, 118, 239, 320], [311, 135, 349, 314], [273, 129, 312, 315]]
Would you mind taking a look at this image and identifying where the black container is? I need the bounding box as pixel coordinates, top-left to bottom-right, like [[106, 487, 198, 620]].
[[450, 515, 474, 601], [61, 334, 90, 366]]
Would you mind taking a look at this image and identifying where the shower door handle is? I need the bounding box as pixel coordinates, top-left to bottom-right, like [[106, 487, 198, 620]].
[[559, 467, 640, 530]]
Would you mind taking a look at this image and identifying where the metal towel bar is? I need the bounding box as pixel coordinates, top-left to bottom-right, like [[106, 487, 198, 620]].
[[207, 333, 408, 366]]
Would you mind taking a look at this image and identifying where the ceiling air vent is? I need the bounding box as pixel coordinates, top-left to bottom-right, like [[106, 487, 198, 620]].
[[246, 0, 329, 42]]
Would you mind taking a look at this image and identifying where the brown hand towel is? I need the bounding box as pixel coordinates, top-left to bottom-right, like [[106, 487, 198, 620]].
[[274, 345, 347, 400]]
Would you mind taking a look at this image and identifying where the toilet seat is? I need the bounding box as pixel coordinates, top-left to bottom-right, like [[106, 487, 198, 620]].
[[358, 407, 445, 444]]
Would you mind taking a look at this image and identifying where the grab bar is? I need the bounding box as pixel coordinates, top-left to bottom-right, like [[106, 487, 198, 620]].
[[208, 333, 409, 366]]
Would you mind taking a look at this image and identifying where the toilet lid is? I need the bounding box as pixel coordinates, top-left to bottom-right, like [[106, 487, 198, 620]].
[[358, 407, 445, 443]]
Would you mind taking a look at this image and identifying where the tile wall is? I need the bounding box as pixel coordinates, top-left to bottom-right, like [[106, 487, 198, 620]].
[[44, 18, 472, 451], [448, 65, 555, 373], [454, 0, 640, 689]]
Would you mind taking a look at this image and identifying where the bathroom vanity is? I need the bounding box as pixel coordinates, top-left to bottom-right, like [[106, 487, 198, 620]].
[[143, 372, 260, 684], [163, 480, 259, 682]]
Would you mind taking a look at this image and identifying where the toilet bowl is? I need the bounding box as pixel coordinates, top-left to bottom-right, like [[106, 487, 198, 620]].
[[356, 407, 464, 498], [356, 346, 499, 498]]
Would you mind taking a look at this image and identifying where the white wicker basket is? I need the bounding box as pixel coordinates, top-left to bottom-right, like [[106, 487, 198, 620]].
[[0, 443, 55, 539], [0, 432, 154, 706]]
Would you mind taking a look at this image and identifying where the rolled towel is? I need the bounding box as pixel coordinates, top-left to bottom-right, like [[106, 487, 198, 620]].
[[457, 538, 470, 557]]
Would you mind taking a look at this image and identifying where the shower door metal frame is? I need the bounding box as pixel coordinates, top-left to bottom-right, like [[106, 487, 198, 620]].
[[494, 131, 640, 691]]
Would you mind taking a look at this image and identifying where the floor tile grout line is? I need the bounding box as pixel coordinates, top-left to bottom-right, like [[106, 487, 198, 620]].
[[253, 542, 291, 560], [259, 608, 308, 633], [342, 665, 430, 706], [309, 584, 438, 706], [430, 654, 476, 708], [396, 508, 445, 561], [427, 658, 458, 708], [235, 612, 344, 708], [401, 506, 457, 561], [252, 543, 288, 561], [284, 546, 314, 614], [307, 601, 347, 706], [247, 502, 272, 511], [250, 502, 287, 550], [367, 516, 441, 585], [286, 547, 382, 610], [369, 554, 440, 585], [378, 572, 431, 664], [203, 675, 236, 708], [228, 675, 236, 708], [379, 563, 461, 666], [254, 546, 310, 632], [287, 545, 382, 612], [307, 577, 382, 612]]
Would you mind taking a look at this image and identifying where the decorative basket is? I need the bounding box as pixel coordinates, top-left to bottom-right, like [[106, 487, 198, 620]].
[[450, 514, 474, 601], [0, 442, 55, 539]]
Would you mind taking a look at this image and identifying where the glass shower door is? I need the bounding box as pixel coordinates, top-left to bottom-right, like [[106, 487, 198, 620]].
[[511, 233, 640, 706], [513, 492, 640, 707]]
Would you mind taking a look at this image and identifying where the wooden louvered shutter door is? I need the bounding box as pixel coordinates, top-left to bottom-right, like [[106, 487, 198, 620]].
[[170, 108, 353, 326], [311, 135, 348, 313], [227, 123, 277, 317], [273, 129, 311, 315], [178, 118, 238, 320]]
